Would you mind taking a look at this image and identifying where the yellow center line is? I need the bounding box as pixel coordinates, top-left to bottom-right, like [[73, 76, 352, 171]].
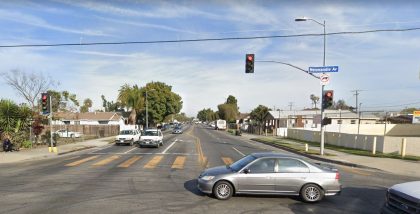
[[92, 155, 120, 166], [221, 157, 233, 165], [65, 155, 99, 167], [186, 126, 206, 168], [171, 156, 186, 169], [118, 156, 142, 168], [144, 155, 164, 169]]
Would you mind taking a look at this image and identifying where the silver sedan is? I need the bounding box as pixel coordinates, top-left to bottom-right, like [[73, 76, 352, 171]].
[[197, 153, 341, 202]]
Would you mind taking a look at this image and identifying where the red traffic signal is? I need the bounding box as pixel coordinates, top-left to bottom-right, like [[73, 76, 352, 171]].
[[245, 54, 255, 73], [41, 93, 50, 115], [322, 90, 334, 109]]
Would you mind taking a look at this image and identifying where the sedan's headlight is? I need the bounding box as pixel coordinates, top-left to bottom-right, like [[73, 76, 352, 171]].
[[201, 176, 215, 181]]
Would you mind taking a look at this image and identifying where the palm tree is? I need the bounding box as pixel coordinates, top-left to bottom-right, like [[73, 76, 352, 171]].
[[117, 85, 144, 125], [0, 99, 31, 140], [310, 94, 320, 109]]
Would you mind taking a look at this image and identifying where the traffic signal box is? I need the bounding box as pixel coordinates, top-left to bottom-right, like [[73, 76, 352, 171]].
[[322, 90, 334, 109], [245, 54, 255, 73], [41, 93, 50, 115]]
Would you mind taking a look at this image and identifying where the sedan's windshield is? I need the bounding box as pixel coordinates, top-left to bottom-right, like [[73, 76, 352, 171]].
[[229, 155, 257, 172], [143, 131, 158, 136], [120, 130, 133, 135]]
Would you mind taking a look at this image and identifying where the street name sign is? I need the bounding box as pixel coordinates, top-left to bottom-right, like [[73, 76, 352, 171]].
[[308, 66, 339, 73]]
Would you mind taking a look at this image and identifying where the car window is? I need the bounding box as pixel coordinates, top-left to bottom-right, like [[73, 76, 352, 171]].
[[230, 155, 256, 172], [120, 130, 133, 135], [247, 158, 276, 173], [143, 130, 158, 136], [277, 159, 310, 173]]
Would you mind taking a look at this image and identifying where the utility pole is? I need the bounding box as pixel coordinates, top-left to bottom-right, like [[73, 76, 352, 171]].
[[288, 102, 294, 111], [351, 90, 363, 114]]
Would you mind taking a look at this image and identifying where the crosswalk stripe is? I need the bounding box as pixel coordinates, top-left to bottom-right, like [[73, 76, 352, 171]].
[[144, 155, 163, 169], [171, 156, 186, 169], [92, 155, 120, 166], [65, 155, 99, 167], [221, 157, 233, 165], [118, 156, 142, 168]]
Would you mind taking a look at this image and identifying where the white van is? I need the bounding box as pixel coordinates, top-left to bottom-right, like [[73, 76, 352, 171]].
[[215, 119, 227, 130]]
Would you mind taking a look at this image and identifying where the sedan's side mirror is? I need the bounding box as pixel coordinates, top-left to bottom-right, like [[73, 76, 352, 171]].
[[243, 168, 250, 174]]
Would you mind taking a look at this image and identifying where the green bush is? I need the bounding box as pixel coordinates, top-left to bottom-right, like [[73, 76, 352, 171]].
[[22, 140, 32, 148]]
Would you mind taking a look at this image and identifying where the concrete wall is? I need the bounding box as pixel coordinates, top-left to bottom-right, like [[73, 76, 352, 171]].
[[287, 128, 420, 156], [295, 124, 420, 136]]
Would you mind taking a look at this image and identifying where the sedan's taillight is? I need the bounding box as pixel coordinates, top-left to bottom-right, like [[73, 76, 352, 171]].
[[335, 172, 340, 180]]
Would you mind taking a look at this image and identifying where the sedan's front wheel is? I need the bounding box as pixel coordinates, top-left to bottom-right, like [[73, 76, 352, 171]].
[[213, 181, 233, 200], [300, 184, 324, 203]]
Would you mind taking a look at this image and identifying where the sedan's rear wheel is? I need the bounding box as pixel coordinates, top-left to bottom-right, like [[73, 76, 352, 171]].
[[300, 184, 324, 203], [213, 181, 233, 200]]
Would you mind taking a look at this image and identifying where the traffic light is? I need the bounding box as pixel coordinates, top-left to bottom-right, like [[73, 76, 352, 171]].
[[245, 54, 254, 73], [322, 90, 334, 109], [41, 93, 50, 115]]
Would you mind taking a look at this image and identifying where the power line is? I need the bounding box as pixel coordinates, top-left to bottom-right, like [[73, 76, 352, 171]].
[[363, 101, 420, 109], [1, 27, 420, 48]]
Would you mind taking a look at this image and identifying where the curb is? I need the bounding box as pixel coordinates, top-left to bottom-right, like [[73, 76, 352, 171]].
[[58, 146, 96, 156], [251, 138, 379, 170]]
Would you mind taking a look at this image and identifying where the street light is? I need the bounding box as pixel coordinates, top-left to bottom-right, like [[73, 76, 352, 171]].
[[295, 16, 327, 155], [145, 89, 156, 130]]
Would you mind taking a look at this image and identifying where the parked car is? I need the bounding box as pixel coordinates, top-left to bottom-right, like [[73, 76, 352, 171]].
[[115, 129, 141, 146], [55, 129, 82, 138], [139, 129, 163, 148], [381, 181, 420, 214], [215, 119, 226, 130], [197, 153, 341, 202], [172, 127, 183, 134]]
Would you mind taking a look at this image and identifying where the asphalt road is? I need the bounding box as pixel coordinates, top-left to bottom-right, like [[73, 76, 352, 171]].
[[0, 124, 418, 214]]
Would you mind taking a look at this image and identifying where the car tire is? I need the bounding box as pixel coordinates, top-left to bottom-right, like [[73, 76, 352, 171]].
[[213, 181, 233, 200], [300, 184, 324, 203]]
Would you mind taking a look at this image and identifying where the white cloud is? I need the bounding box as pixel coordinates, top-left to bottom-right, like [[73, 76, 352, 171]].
[[0, 9, 111, 37]]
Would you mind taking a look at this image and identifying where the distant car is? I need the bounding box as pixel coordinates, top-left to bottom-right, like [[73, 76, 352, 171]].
[[197, 153, 341, 202], [55, 130, 82, 138], [139, 129, 163, 148], [115, 129, 141, 146], [172, 127, 183, 134], [381, 181, 420, 214]]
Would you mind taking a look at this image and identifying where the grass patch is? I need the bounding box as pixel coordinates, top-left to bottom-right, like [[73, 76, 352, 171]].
[[257, 137, 420, 161]]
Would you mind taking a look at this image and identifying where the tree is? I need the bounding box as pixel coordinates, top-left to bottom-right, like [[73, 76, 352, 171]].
[[310, 94, 320, 109], [401, 107, 420, 114], [250, 105, 271, 135], [139, 82, 183, 126], [47, 90, 80, 112], [0, 99, 32, 146], [80, 98, 93, 113], [197, 108, 218, 122], [335, 99, 350, 110], [117, 84, 144, 124], [226, 95, 238, 106], [217, 104, 238, 122], [2, 70, 58, 110], [101, 95, 121, 112]]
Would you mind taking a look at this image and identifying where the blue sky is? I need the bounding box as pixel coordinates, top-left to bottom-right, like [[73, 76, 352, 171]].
[[1, 0, 420, 116]]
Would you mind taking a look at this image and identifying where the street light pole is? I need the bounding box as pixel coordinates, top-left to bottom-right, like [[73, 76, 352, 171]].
[[295, 17, 327, 155]]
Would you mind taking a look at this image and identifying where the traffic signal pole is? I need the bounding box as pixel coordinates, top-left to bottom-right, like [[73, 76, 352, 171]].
[[320, 20, 326, 156], [49, 94, 54, 152]]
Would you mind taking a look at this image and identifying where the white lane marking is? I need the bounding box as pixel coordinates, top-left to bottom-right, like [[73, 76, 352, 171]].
[[162, 139, 178, 154], [232, 147, 245, 156], [124, 147, 137, 154]]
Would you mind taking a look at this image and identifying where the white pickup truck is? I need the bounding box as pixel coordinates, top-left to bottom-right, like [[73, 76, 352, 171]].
[[55, 129, 82, 138], [138, 129, 163, 148], [115, 129, 141, 146]]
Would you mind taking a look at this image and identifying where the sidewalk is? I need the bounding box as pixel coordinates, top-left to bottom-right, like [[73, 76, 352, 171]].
[[0, 136, 115, 164], [240, 133, 420, 178]]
